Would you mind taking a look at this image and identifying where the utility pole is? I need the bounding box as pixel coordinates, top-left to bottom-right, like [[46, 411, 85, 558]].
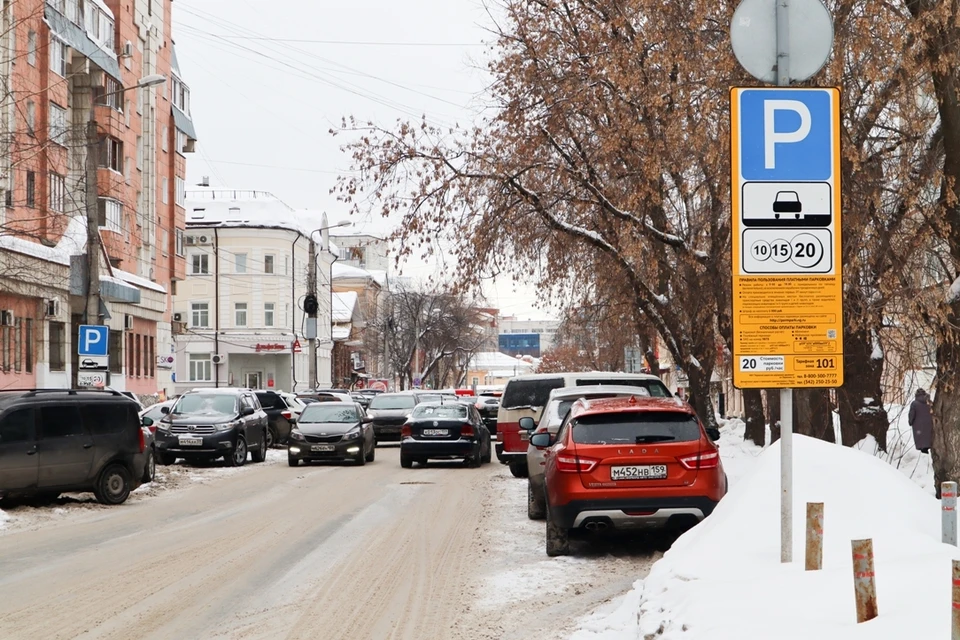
[[306, 237, 318, 389], [84, 115, 100, 325]]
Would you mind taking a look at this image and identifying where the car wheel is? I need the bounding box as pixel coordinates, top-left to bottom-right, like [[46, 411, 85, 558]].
[[545, 502, 570, 557], [94, 464, 132, 505], [158, 452, 177, 466], [141, 449, 156, 483], [481, 443, 492, 464], [288, 456, 299, 467], [225, 438, 247, 467], [365, 441, 375, 462], [400, 453, 413, 468], [251, 431, 267, 463], [266, 426, 277, 449], [527, 481, 546, 520], [355, 444, 366, 466], [509, 461, 528, 478]]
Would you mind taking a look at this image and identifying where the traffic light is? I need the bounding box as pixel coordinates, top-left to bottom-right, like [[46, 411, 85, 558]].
[[303, 294, 319, 315]]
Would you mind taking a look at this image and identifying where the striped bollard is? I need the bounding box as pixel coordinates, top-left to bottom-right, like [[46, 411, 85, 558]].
[[944, 482, 958, 546], [851, 538, 878, 623], [805, 502, 824, 571], [953, 561, 960, 640]]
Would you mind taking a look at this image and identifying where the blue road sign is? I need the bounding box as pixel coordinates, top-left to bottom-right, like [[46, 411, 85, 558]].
[[78, 325, 109, 357], [738, 88, 835, 181]]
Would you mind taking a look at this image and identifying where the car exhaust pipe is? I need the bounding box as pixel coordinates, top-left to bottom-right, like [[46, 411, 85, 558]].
[[584, 520, 609, 532]]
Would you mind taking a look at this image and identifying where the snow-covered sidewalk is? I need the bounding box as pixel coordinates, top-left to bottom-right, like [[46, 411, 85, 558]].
[[571, 416, 957, 639]]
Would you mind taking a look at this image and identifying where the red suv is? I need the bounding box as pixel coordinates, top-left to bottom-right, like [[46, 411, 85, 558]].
[[531, 395, 726, 556]]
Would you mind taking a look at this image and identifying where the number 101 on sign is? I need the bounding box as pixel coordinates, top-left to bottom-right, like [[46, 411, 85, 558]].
[[739, 356, 785, 372]]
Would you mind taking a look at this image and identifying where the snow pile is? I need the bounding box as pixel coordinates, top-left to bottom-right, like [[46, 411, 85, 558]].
[[0, 508, 8, 530], [573, 434, 959, 639]]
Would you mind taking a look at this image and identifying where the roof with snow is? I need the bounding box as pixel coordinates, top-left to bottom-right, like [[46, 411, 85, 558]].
[[469, 351, 538, 371], [332, 291, 358, 324], [332, 262, 377, 281]]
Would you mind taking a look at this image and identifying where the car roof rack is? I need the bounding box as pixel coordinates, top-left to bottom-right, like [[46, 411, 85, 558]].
[[10, 388, 128, 398]]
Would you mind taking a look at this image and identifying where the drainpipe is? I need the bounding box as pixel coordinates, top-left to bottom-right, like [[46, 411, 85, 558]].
[[291, 233, 300, 391], [214, 227, 220, 388]]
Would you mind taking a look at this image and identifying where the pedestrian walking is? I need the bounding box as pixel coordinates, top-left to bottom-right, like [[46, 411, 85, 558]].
[[908, 388, 933, 454]]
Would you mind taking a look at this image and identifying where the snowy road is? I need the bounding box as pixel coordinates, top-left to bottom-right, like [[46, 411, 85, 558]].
[[0, 445, 659, 640]]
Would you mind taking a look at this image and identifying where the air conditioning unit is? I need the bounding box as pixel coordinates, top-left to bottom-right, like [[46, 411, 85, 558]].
[[173, 312, 183, 322], [185, 236, 197, 245], [44, 299, 59, 318], [123, 41, 133, 57], [0, 310, 14, 326], [211, 354, 225, 365], [198, 235, 209, 245], [172, 321, 186, 335], [124, 314, 134, 330]]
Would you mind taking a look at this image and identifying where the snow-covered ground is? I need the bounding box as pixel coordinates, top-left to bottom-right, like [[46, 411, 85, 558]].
[[0, 448, 287, 533], [571, 412, 951, 639]]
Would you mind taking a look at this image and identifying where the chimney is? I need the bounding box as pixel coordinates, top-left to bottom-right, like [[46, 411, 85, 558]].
[[199, 176, 210, 187]]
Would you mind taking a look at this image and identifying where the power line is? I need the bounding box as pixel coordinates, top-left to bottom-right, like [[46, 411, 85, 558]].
[[202, 159, 356, 175], [181, 34, 486, 47]]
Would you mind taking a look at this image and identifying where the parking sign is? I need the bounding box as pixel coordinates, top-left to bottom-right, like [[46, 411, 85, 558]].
[[78, 325, 109, 357], [731, 87, 843, 389]]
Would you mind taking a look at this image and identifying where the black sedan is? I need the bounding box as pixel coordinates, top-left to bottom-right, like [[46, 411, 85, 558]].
[[288, 403, 375, 466], [399, 402, 491, 468]]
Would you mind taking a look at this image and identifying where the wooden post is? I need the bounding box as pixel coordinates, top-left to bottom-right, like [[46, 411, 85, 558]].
[[851, 539, 878, 623], [953, 560, 960, 640], [805, 502, 823, 571]]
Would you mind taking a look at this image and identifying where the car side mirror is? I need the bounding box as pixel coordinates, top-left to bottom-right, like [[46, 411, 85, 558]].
[[362, 415, 373, 423], [160, 406, 170, 414], [142, 417, 154, 427], [241, 407, 255, 417], [530, 433, 552, 448], [518, 417, 536, 430], [706, 427, 721, 442]]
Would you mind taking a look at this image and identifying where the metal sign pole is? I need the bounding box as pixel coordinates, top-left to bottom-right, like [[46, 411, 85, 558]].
[[776, 0, 794, 565]]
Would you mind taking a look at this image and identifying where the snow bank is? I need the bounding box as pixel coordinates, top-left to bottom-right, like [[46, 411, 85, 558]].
[[575, 434, 959, 639], [0, 509, 8, 530]]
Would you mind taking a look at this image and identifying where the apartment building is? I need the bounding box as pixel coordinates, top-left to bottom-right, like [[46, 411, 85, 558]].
[[0, 0, 196, 395], [498, 317, 560, 358]]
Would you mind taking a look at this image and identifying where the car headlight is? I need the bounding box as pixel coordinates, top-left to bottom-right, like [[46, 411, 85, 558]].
[[290, 429, 305, 442], [215, 421, 238, 432], [157, 423, 171, 434], [343, 426, 362, 440]]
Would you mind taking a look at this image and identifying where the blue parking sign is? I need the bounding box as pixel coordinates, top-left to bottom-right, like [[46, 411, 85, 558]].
[[738, 88, 835, 182], [78, 325, 109, 357]]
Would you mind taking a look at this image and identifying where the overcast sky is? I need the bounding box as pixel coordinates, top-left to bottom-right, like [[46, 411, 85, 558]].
[[173, 0, 557, 320]]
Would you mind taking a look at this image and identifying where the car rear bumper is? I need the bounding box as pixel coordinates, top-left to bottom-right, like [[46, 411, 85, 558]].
[[401, 438, 477, 459], [288, 438, 363, 461], [551, 496, 720, 530], [496, 443, 525, 464]]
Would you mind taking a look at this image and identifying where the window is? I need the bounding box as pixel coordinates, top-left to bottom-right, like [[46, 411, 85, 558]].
[[50, 37, 67, 77], [189, 353, 212, 382], [136, 136, 142, 169], [0, 408, 34, 444], [191, 302, 209, 328], [14, 318, 21, 372], [127, 332, 133, 374], [49, 173, 65, 213], [235, 253, 247, 273], [25, 101, 35, 135], [66, 0, 83, 25], [176, 129, 188, 154], [162, 177, 168, 204], [175, 229, 185, 256], [172, 77, 191, 113], [26, 171, 35, 207], [135, 334, 141, 376], [109, 329, 122, 373], [41, 405, 85, 438], [97, 198, 122, 232], [25, 319, 32, 374], [49, 103, 68, 145], [81, 404, 135, 436], [98, 136, 123, 171], [235, 303, 247, 327], [264, 303, 275, 327], [5, 172, 12, 207], [1, 325, 8, 371], [162, 126, 168, 152], [49, 322, 65, 371], [175, 176, 185, 206], [148, 336, 155, 377], [94, 77, 122, 111], [190, 253, 209, 275], [264, 254, 275, 274], [27, 31, 36, 66], [284, 255, 289, 275]]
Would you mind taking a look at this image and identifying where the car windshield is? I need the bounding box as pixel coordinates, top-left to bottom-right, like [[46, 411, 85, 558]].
[[572, 411, 701, 444], [173, 394, 237, 416], [299, 405, 358, 424], [502, 378, 565, 409], [369, 395, 417, 410], [412, 404, 468, 419]]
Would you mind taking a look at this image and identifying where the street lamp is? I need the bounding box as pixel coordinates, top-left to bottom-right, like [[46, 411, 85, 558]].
[[84, 74, 168, 325], [306, 219, 352, 388]]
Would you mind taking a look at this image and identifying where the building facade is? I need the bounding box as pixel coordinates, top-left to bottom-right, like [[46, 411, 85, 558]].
[[329, 233, 388, 274], [498, 317, 559, 358], [174, 189, 336, 395], [0, 0, 196, 396]]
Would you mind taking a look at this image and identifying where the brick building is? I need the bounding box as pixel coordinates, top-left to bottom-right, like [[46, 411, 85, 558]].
[[0, 0, 197, 395]]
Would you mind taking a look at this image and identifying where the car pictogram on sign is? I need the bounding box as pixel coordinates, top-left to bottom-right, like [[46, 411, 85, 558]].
[[773, 191, 801, 218]]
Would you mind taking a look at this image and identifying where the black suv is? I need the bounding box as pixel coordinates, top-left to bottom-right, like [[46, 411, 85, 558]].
[[155, 388, 269, 467], [0, 389, 150, 505], [255, 390, 293, 447]]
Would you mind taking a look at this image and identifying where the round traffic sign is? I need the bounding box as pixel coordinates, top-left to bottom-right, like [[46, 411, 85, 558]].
[[730, 0, 834, 83]]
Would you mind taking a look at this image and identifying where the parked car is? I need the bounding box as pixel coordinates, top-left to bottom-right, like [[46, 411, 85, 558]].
[[155, 388, 269, 467], [531, 396, 725, 556], [351, 392, 371, 409], [366, 391, 435, 441], [399, 402, 491, 468], [0, 389, 150, 505], [254, 390, 294, 447], [298, 390, 354, 404], [139, 399, 176, 425], [278, 392, 308, 423], [497, 372, 673, 478], [524, 385, 659, 520], [474, 395, 500, 435], [288, 402, 375, 466]]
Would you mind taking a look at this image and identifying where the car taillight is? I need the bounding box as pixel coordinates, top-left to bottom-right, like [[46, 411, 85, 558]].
[[401, 424, 412, 437], [556, 455, 598, 473], [138, 428, 146, 453], [678, 450, 720, 470], [461, 423, 474, 437], [281, 410, 292, 420]]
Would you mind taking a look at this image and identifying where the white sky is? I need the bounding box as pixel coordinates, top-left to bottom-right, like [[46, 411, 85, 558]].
[[173, 0, 558, 321]]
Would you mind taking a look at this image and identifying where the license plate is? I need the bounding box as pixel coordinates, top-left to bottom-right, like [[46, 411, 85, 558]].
[[611, 464, 668, 480], [422, 429, 448, 437], [311, 444, 335, 452], [178, 437, 203, 446]]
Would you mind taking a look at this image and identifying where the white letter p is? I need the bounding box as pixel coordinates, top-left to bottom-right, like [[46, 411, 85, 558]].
[[764, 100, 811, 169]]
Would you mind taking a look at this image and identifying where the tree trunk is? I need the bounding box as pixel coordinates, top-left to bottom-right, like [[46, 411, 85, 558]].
[[836, 324, 889, 449], [687, 365, 718, 430], [933, 314, 960, 495], [794, 389, 835, 443], [742, 388, 766, 446], [766, 389, 781, 443]]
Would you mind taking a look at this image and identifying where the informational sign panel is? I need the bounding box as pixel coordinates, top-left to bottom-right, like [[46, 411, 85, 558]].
[[731, 87, 843, 389]]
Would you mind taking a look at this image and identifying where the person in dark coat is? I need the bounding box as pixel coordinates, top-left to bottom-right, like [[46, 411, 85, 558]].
[[908, 389, 933, 454]]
